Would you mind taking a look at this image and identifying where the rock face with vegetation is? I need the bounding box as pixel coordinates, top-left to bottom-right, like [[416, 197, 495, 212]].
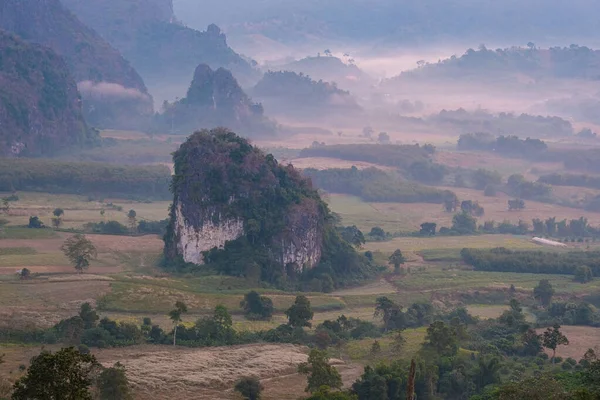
[[0, 0, 153, 130], [164, 129, 372, 288], [61, 0, 258, 86], [0, 31, 96, 157], [159, 64, 275, 136]]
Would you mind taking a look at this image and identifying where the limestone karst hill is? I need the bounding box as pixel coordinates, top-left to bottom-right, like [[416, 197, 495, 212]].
[[0, 30, 97, 157], [163, 128, 374, 290]]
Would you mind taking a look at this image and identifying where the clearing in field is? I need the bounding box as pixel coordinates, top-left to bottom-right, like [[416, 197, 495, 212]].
[[0, 191, 171, 230], [289, 157, 395, 171], [325, 185, 600, 235], [96, 344, 312, 399], [467, 305, 508, 319], [538, 326, 600, 360], [434, 150, 563, 177]]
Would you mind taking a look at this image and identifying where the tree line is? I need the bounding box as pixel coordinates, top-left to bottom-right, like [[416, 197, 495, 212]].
[[299, 143, 435, 169], [0, 158, 171, 200], [461, 247, 600, 277], [303, 167, 454, 203], [458, 133, 548, 158]]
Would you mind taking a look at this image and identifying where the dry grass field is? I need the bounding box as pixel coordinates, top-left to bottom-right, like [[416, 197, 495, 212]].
[[0, 343, 362, 400], [327, 187, 600, 235], [97, 344, 312, 399], [289, 157, 395, 171], [467, 305, 509, 319], [434, 150, 563, 177], [538, 326, 600, 360], [0, 192, 171, 230], [0, 181, 599, 399]]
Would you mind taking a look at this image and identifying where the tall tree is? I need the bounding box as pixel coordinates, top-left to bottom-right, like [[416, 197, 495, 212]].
[[286, 295, 314, 328], [97, 362, 132, 400], [534, 279, 554, 306], [241, 291, 274, 320], [424, 321, 458, 357], [542, 324, 569, 363], [79, 302, 99, 329], [127, 209, 137, 232], [406, 359, 416, 400], [374, 296, 399, 331], [168, 301, 188, 346], [474, 356, 501, 390], [388, 249, 406, 273], [234, 377, 263, 400], [61, 234, 97, 273], [12, 347, 98, 400], [574, 266, 593, 283], [298, 349, 342, 393]]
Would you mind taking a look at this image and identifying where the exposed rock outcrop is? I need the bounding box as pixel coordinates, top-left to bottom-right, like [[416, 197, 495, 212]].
[[61, 0, 259, 87], [164, 129, 326, 274], [0, 30, 97, 156], [159, 65, 276, 137], [0, 0, 153, 130], [163, 129, 375, 289]]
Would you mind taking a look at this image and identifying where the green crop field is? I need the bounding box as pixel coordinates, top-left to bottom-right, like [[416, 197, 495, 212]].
[[364, 234, 542, 253], [390, 264, 600, 295]]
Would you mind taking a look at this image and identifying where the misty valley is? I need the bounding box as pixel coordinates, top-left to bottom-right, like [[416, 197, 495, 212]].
[[1, 1, 600, 400]]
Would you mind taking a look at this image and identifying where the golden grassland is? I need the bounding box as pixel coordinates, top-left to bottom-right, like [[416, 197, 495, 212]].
[[0, 186, 600, 398]]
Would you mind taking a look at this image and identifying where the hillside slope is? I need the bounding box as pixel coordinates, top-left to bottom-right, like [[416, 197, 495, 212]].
[[0, 31, 96, 157], [0, 0, 153, 129], [252, 70, 362, 119], [61, 0, 258, 91], [164, 128, 373, 289]]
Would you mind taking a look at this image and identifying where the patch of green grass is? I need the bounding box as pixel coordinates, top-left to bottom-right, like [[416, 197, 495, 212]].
[[419, 248, 462, 262], [0, 227, 57, 239], [365, 234, 541, 253], [0, 253, 67, 268], [98, 280, 348, 314], [343, 327, 427, 362], [327, 194, 416, 233], [0, 247, 36, 256], [390, 265, 600, 295]]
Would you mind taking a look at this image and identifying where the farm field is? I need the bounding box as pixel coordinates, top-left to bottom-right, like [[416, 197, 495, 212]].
[[326, 189, 600, 235], [363, 234, 542, 253], [434, 150, 563, 177], [288, 157, 396, 171], [0, 192, 171, 230], [538, 326, 600, 360], [2, 154, 600, 399]]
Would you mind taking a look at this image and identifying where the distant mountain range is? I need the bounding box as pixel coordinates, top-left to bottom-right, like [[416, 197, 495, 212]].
[[392, 45, 600, 83], [61, 0, 259, 89], [173, 0, 600, 48]]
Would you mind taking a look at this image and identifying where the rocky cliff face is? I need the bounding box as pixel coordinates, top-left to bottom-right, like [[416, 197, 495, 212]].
[[61, 0, 259, 87], [0, 0, 153, 130], [0, 31, 96, 156], [160, 64, 276, 137], [164, 129, 325, 274]]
